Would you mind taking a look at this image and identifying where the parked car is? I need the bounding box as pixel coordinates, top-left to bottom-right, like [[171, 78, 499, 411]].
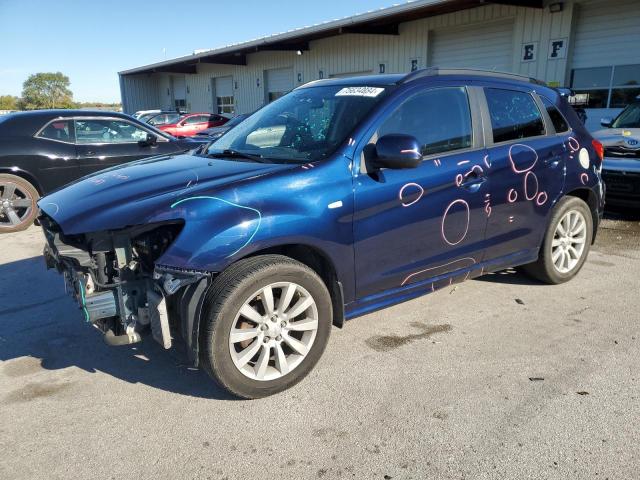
[[157, 113, 229, 137], [132, 109, 161, 119], [0, 110, 207, 232], [195, 114, 250, 141], [592, 99, 640, 207], [147, 112, 184, 127], [39, 69, 604, 399]]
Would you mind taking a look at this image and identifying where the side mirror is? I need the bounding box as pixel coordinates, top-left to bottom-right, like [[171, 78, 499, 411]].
[[139, 133, 158, 147], [371, 134, 422, 169], [600, 117, 613, 128]]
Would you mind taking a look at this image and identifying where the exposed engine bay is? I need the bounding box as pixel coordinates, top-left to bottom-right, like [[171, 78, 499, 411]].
[[40, 214, 210, 362]]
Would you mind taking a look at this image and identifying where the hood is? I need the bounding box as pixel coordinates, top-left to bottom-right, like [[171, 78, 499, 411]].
[[592, 128, 640, 146], [38, 154, 295, 234]]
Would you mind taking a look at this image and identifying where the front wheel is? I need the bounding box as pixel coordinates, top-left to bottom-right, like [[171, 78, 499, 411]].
[[522, 196, 593, 284], [200, 255, 332, 399]]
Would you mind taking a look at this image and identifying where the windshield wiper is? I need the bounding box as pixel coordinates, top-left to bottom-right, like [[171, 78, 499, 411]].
[[208, 149, 270, 163]]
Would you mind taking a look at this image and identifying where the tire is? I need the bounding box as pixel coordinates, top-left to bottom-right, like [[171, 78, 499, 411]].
[[0, 174, 40, 233], [200, 254, 332, 399], [522, 196, 593, 284]]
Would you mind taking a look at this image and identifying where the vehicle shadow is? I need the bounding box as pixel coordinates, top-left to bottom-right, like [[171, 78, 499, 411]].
[[473, 267, 546, 286], [603, 205, 640, 221], [0, 256, 237, 400]]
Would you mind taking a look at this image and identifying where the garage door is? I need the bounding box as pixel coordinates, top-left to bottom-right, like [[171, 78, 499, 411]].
[[172, 75, 186, 109], [570, 0, 640, 115], [266, 67, 293, 102], [214, 76, 234, 114], [430, 20, 514, 72], [572, 0, 640, 69]]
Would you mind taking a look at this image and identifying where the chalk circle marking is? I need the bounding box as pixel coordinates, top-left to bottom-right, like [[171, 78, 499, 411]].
[[441, 199, 470, 246], [536, 192, 548, 206], [567, 137, 580, 152], [508, 188, 518, 203], [580, 173, 589, 185], [524, 171, 539, 201], [508, 143, 539, 174], [399, 183, 424, 207]]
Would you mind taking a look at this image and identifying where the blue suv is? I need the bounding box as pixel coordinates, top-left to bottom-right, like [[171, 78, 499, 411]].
[[40, 68, 604, 398]]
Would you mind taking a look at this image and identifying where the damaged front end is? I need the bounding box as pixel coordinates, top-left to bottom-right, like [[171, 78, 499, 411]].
[[40, 214, 210, 363]]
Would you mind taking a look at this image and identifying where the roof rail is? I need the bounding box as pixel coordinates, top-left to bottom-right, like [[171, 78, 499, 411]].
[[399, 67, 546, 86]]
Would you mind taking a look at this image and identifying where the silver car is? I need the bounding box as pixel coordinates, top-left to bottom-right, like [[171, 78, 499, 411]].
[[593, 100, 640, 207]]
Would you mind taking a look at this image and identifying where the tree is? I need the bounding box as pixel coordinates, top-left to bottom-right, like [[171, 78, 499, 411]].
[[0, 95, 19, 110], [20, 72, 75, 110]]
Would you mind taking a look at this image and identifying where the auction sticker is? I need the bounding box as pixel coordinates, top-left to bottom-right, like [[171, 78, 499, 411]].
[[335, 87, 385, 97]]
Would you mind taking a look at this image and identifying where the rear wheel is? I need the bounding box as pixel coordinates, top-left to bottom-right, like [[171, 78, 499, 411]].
[[522, 196, 593, 284], [200, 255, 332, 399], [0, 174, 40, 233]]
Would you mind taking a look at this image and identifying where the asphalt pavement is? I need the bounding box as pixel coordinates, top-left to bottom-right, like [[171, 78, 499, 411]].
[[0, 211, 638, 480]]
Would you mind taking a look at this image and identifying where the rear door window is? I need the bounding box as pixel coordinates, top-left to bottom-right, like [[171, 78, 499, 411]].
[[540, 96, 570, 133], [485, 88, 545, 143]]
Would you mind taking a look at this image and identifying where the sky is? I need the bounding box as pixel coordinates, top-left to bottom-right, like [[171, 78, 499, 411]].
[[0, 0, 398, 103]]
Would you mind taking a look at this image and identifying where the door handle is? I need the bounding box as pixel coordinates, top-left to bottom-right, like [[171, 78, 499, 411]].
[[86, 150, 95, 155], [545, 152, 562, 168], [460, 165, 485, 184]]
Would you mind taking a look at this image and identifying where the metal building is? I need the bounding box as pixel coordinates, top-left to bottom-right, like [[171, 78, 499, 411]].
[[119, 0, 640, 131]]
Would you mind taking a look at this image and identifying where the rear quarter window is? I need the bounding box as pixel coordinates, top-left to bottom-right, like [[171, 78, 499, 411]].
[[37, 120, 74, 142], [541, 96, 570, 133]]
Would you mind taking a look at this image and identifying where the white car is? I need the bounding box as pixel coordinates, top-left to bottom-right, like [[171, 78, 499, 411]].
[[593, 100, 640, 208], [132, 109, 161, 120]]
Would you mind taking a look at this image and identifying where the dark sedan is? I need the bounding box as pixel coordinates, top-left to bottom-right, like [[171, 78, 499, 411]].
[[0, 110, 205, 232], [195, 113, 250, 141]]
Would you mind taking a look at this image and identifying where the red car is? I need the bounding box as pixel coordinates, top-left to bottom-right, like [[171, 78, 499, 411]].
[[158, 113, 229, 137]]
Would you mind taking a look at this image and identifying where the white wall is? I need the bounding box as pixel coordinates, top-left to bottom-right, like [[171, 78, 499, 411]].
[[121, 1, 635, 115]]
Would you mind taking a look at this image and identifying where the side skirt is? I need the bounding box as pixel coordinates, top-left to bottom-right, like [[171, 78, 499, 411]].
[[344, 248, 539, 321]]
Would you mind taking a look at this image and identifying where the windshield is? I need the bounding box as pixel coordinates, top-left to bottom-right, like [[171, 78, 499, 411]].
[[612, 102, 640, 128], [207, 85, 390, 163], [225, 115, 248, 128]]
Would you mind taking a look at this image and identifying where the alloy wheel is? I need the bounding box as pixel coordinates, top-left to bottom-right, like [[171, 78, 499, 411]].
[[551, 209, 587, 274], [228, 282, 319, 381], [0, 182, 35, 229]]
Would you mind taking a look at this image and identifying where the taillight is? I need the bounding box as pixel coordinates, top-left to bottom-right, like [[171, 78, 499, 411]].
[[592, 139, 604, 165]]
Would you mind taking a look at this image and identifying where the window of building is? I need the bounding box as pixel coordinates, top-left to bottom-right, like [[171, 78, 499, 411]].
[[75, 119, 148, 144], [571, 64, 640, 108], [174, 99, 186, 109], [268, 91, 287, 103], [217, 96, 235, 114], [377, 87, 472, 157], [485, 88, 545, 143], [540, 96, 569, 133], [37, 120, 74, 143]]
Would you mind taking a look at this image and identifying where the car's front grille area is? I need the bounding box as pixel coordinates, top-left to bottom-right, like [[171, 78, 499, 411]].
[[602, 170, 640, 197], [604, 146, 640, 158]]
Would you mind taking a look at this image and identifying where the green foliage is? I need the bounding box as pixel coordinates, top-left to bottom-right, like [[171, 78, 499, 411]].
[[0, 95, 19, 110], [75, 101, 122, 109], [20, 72, 75, 110]]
